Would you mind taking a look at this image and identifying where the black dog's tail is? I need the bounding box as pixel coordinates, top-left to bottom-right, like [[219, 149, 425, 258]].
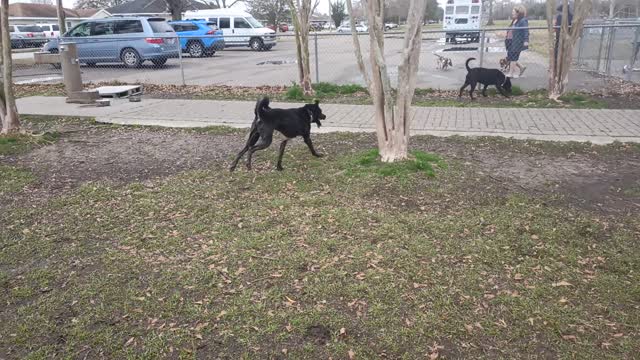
[[465, 57, 476, 72]]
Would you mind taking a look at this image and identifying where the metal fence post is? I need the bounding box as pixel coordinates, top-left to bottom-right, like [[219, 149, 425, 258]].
[[178, 36, 186, 86], [626, 25, 640, 81], [595, 26, 607, 72], [314, 32, 319, 83], [478, 30, 486, 67], [576, 28, 585, 65], [605, 25, 617, 75]]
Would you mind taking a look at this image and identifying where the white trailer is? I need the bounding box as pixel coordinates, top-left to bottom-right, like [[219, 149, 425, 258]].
[[443, 0, 485, 43]]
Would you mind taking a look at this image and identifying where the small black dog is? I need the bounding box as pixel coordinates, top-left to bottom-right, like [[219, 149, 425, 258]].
[[459, 57, 512, 100], [229, 97, 326, 172]]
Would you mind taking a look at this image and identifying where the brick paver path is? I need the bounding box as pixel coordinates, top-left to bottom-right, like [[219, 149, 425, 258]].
[[17, 96, 640, 143]]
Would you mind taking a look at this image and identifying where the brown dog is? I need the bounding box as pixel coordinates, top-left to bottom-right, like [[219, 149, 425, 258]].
[[499, 58, 510, 73]]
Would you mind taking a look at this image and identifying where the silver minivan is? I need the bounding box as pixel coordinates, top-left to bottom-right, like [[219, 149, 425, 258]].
[[42, 17, 180, 68]]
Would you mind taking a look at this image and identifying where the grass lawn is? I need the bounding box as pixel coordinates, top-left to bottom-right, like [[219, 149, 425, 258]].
[[16, 82, 640, 110], [1, 117, 639, 359]]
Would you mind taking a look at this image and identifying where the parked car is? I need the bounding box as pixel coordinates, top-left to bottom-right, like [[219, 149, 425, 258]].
[[42, 17, 180, 68], [39, 24, 61, 38], [310, 23, 324, 31], [337, 24, 368, 33], [183, 9, 276, 51], [267, 23, 288, 32], [10, 33, 27, 49], [384, 23, 399, 30], [9, 25, 46, 47], [169, 20, 224, 57]]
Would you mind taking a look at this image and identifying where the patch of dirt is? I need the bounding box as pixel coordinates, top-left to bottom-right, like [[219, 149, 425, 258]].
[[305, 325, 332, 345], [409, 136, 640, 215], [1, 124, 639, 215], [0, 125, 244, 210]]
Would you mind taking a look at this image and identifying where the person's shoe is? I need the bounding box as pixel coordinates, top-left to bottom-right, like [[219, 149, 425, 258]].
[[519, 66, 527, 77]]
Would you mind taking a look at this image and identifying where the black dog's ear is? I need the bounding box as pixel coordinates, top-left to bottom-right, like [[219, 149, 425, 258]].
[[314, 98, 320, 105]]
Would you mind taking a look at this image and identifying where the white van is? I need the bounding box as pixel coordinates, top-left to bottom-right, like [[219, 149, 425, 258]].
[[38, 23, 61, 38], [183, 9, 276, 51]]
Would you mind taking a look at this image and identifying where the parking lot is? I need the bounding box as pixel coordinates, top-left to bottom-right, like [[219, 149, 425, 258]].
[[12, 32, 638, 90]]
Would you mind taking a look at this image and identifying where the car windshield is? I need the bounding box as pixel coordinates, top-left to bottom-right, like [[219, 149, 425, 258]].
[[18, 25, 43, 32], [148, 19, 175, 33], [246, 16, 263, 28]]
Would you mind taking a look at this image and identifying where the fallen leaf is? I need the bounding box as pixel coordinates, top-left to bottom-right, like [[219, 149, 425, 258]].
[[216, 310, 227, 320], [601, 342, 612, 349], [613, 333, 624, 338], [125, 337, 135, 346], [562, 335, 577, 341], [558, 297, 569, 304], [340, 327, 347, 336], [194, 334, 203, 340], [514, 273, 524, 280], [348, 349, 355, 359], [552, 280, 573, 287], [464, 324, 474, 333], [285, 324, 292, 332], [285, 296, 296, 304], [282, 348, 288, 355]]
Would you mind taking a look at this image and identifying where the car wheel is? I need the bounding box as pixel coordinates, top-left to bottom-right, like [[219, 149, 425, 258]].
[[151, 58, 167, 67], [121, 48, 142, 68], [249, 37, 264, 51], [187, 41, 205, 57], [264, 45, 273, 51]]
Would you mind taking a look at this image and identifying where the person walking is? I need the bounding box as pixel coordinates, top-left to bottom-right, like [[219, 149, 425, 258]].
[[505, 5, 530, 78], [554, 4, 573, 67]]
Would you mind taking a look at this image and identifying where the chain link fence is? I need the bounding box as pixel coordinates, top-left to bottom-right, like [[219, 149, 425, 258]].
[[9, 23, 640, 91]]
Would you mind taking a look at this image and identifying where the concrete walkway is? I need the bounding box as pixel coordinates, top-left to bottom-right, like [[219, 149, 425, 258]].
[[16, 96, 640, 144]]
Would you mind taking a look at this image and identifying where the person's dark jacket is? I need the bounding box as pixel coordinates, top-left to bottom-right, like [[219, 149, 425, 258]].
[[509, 17, 530, 53], [555, 6, 573, 34]]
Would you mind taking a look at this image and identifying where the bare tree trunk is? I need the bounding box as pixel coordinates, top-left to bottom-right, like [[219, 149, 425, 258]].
[[56, 0, 66, 35], [348, 0, 426, 162], [345, 0, 370, 88], [1, 0, 20, 134], [289, 0, 315, 96], [547, 0, 592, 100], [609, 0, 615, 18], [487, 0, 494, 26]]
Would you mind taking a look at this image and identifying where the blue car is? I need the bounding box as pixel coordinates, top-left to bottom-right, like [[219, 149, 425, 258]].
[[168, 20, 225, 57], [42, 17, 179, 68]]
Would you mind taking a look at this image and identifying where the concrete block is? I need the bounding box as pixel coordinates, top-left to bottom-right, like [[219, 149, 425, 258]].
[[33, 52, 61, 65], [66, 90, 100, 104]]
